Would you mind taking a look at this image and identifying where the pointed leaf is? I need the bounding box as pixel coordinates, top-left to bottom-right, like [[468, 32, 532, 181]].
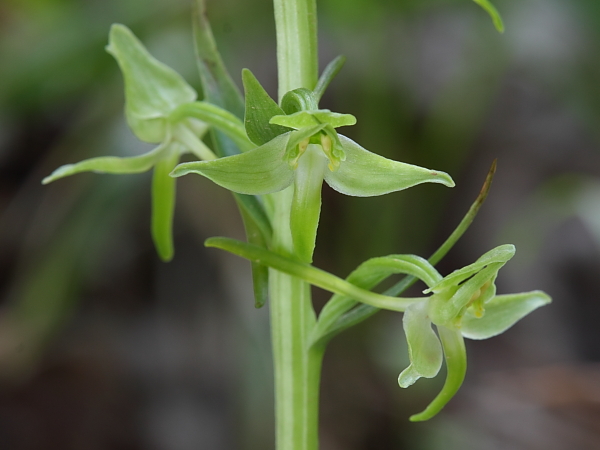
[[410, 326, 466, 422], [313, 55, 346, 103], [170, 133, 294, 195], [242, 69, 289, 146], [291, 145, 327, 262], [42, 145, 166, 184], [193, 0, 245, 156], [106, 24, 197, 143], [473, 0, 504, 33], [398, 301, 443, 388], [460, 291, 551, 340], [193, 0, 244, 119], [324, 135, 454, 197], [151, 148, 179, 261], [236, 197, 270, 308]]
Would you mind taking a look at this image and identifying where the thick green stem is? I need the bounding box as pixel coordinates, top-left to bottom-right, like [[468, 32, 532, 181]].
[[269, 187, 323, 450], [271, 1, 321, 448], [273, 0, 318, 100]]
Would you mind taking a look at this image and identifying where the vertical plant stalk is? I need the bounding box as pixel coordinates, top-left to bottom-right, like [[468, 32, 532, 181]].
[[273, 0, 318, 100], [271, 0, 321, 448]]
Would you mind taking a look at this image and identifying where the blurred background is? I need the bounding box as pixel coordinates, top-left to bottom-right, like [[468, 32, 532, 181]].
[[2, 0, 600, 448]]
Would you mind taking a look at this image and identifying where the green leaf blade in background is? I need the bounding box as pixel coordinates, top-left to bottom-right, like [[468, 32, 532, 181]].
[[243, 69, 290, 146]]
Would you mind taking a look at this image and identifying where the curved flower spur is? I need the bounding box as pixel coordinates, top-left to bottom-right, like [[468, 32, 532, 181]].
[[42, 24, 253, 261], [171, 63, 455, 262]]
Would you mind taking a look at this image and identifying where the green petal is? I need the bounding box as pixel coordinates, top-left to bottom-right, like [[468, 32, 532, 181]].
[[242, 69, 289, 146], [312, 111, 356, 128], [428, 262, 503, 326], [270, 111, 319, 129], [42, 145, 167, 184], [270, 110, 356, 129], [410, 326, 467, 422], [170, 133, 294, 195], [472, 0, 504, 33], [398, 301, 443, 388], [151, 149, 180, 262], [290, 145, 328, 262], [324, 135, 455, 197], [425, 244, 515, 294], [460, 291, 551, 340], [106, 24, 197, 143]]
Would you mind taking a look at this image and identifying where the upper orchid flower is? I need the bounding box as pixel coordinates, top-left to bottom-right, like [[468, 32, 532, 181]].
[[171, 68, 455, 261]]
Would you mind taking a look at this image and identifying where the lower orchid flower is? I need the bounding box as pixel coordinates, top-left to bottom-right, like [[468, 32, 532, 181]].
[[399, 244, 551, 421]]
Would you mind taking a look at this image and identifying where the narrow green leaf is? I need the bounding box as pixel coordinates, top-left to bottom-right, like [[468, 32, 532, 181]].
[[325, 135, 454, 197], [193, 0, 245, 119], [473, 0, 504, 33], [460, 291, 551, 340], [193, 0, 245, 157], [317, 161, 497, 342], [191, 7, 272, 306], [398, 302, 443, 388], [106, 24, 197, 143], [290, 145, 327, 262], [170, 102, 254, 152], [171, 133, 294, 195], [236, 198, 270, 308], [205, 237, 424, 311], [410, 326, 466, 422], [151, 149, 179, 261], [313, 55, 346, 103], [242, 69, 289, 146], [42, 144, 166, 184]]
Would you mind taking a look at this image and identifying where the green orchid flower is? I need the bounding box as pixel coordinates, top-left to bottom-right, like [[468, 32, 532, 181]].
[[42, 24, 252, 261], [399, 244, 551, 421], [172, 69, 455, 261]]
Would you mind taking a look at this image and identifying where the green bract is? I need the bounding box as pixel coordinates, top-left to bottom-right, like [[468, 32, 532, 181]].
[[473, 0, 504, 33], [42, 24, 253, 262]]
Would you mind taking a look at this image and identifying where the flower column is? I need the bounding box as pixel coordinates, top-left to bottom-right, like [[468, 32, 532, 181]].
[[270, 0, 322, 449]]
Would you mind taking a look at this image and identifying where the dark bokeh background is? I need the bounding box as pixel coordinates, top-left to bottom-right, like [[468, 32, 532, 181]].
[[2, 0, 600, 448]]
